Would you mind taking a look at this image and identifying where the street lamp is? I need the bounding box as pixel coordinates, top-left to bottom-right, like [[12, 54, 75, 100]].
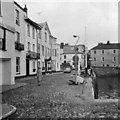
[[73, 35, 80, 84]]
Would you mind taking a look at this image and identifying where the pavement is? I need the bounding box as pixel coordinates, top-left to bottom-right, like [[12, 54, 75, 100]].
[[0, 72, 63, 119], [0, 82, 26, 119], [0, 104, 16, 120], [0, 72, 118, 119]]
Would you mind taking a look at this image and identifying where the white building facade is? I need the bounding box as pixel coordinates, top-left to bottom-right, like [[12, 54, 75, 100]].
[[0, 0, 61, 85], [0, 0, 15, 85], [25, 18, 42, 76], [56, 43, 61, 71], [49, 35, 57, 72], [39, 22, 51, 73], [60, 44, 85, 71], [14, 2, 27, 77]]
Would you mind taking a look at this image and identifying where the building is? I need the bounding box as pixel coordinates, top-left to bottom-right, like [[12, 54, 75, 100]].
[[14, 1, 27, 77], [56, 43, 61, 71], [0, 0, 15, 85], [0, 0, 60, 85], [60, 44, 85, 70], [49, 35, 57, 72], [25, 17, 42, 76], [90, 41, 120, 67], [118, 1, 120, 43], [39, 22, 52, 73]]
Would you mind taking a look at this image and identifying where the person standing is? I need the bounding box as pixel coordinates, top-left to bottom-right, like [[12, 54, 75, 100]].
[[91, 70, 98, 99]]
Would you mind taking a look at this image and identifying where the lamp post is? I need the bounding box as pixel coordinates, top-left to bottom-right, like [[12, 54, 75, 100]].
[[73, 35, 80, 84]]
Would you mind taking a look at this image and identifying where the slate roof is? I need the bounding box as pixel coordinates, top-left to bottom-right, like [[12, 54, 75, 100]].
[[25, 18, 42, 29], [91, 43, 120, 50]]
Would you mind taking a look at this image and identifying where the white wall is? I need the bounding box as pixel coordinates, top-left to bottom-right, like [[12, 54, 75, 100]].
[[0, 60, 12, 85], [0, 1, 15, 85], [14, 3, 26, 77]]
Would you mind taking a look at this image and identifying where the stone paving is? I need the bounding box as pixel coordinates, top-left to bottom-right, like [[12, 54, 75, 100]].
[[1, 72, 119, 119]]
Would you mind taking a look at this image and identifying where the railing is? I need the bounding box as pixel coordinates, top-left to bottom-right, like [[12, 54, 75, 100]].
[[15, 41, 24, 51], [26, 51, 40, 59]]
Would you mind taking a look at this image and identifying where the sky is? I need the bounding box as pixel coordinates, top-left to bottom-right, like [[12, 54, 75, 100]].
[[15, 0, 118, 49]]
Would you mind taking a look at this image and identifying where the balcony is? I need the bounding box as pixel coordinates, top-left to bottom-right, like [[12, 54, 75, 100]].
[[15, 42, 24, 51], [26, 51, 40, 59]]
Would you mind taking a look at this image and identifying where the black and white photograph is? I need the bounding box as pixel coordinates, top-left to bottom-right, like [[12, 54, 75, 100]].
[[0, 0, 119, 119]]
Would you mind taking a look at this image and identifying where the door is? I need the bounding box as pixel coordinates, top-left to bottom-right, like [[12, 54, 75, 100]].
[[26, 59, 29, 76]]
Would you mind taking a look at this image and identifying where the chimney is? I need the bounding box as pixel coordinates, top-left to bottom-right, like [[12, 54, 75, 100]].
[[107, 41, 110, 45], [24, 5, 28, 17], [60, 42, 64, 49]]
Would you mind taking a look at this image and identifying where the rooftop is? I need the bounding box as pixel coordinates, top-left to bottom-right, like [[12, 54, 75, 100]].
[[25, 18, 42, 29], [91, 41, 120, 50]]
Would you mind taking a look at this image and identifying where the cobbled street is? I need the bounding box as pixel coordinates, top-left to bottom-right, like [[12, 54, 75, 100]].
[[2, 72, 119, 119]]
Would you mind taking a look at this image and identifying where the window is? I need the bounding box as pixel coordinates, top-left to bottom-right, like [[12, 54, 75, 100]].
[[38, 61, 40, 68], [16, 9, 20, 25], [32, 27, 35, 39], [42, 62, 45, 70], [64, 61, 66, 63], [94, 58, 96, 61], [57, 63, 59, 68], [94, 50, 96, 54], [60, 57, 62, 60], [27, 24, 30, 36], [103, 64, 104, 67], [28, 42, 30, 51], [38, 44, 40, 53], [16, 57, 20, 73], [16, 32, 20, 43], [55, 49, 57, 56], [113, 57, 116, 62], [64, 55, 66, 59], [38, 30, 41, 39], [42, 45, 44, 56], [102, 57, 104, 62], [0, 28, 6, 51], [113, 50, 116, 54], [0, 0, 2, 16], [33, 61, 35, 72], [102, 50, 104, 54], [33, 44, 35, 52], [106, 64, 109, 67], [45, 47, 47, 56], [45, 32, 47, 42]]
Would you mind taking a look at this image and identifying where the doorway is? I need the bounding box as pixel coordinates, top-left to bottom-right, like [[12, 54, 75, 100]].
[[26, 59, 29, 76]]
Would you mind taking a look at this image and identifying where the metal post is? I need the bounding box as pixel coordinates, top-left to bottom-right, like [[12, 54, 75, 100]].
[[36, 29, 39, 85], [75, 46, 77, 84], [73, 35, 80, 84]]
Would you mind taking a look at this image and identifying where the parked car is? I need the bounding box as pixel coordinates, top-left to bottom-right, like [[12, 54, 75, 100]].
[[63, 67, 71, 73]]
